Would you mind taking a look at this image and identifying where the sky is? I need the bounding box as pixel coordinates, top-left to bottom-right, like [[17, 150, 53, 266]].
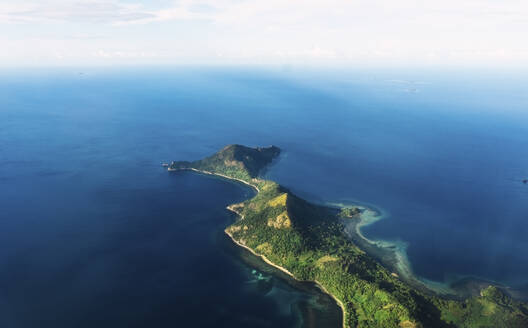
[[1, 0, 528, 67]]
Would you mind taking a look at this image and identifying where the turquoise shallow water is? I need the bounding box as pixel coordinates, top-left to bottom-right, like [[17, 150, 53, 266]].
[[264, 69, 528, 289], [1, 67, 528, 326]]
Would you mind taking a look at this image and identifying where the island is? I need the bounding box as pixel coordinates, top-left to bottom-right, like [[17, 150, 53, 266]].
[[169, 144, 528, 328]]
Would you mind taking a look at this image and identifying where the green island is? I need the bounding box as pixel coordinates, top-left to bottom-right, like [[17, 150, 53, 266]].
[[169, 144, 528, 328]]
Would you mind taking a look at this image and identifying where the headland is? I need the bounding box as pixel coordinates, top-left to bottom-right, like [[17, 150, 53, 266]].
[[169, 144, 528, 328]]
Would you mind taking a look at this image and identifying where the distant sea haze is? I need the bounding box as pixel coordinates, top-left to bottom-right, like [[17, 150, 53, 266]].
[[1, 67, 527, 326]]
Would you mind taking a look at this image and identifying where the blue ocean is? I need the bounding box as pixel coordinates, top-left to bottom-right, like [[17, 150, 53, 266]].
[[1, 67, 527, 327]]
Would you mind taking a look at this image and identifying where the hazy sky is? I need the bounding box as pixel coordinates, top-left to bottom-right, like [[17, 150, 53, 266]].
[[1, 0, 528, 67]]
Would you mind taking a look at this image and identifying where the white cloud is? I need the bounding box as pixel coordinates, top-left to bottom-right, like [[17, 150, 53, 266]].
[[92, 49, 160, 58], [0, 0, 222, 25], [1, 0, 528, 66], [0, 1, 156, 24]]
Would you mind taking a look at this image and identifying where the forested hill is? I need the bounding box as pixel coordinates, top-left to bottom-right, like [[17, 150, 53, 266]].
[[169, 144, 280, 181], [170, 145, 528, 328]]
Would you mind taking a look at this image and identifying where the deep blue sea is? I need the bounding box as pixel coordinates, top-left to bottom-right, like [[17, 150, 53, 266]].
[[1, 67, 527, 326]]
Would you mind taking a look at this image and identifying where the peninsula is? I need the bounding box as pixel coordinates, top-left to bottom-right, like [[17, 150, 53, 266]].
[[169, 144, 528, 328]]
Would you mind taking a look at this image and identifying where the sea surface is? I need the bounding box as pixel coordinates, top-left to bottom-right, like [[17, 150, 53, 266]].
[[1, 67, 528, 326]]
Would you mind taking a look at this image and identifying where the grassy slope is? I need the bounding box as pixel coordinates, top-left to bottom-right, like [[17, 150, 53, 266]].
[[170, 145, 528, 328]]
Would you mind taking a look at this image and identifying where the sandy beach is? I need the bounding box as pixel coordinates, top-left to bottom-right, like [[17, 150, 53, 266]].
[[168, 167, 260, 192]]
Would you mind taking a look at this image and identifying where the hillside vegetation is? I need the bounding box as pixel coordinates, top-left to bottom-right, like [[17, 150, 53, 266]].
[[170, 145, 528, 328]]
